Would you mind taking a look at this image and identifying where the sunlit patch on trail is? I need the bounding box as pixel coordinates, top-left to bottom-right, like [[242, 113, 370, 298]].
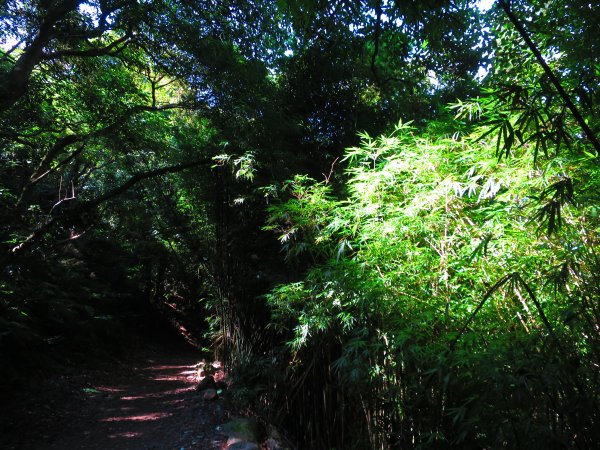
[[119, 386, 193, 401], [144, 364, 194, 371], [100, 412, 173, 422], [116, 406, 134, 412], [94, 386, 124, 393], [108, 431, 143, 439], [152, 374, 190, 381], [120, 395, 147, 401]]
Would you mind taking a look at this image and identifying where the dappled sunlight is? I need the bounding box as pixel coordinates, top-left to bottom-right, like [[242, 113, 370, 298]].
[[94, 386, 124, 393], [120, 395, 147, 401], [108, 431, 143, 439], [120, 386, 193, 401], [0, 351, 227, 450], [105, 406, 135, 413], [148, 366, 198, 382], [144, 364, 192, 371], [141, 364, 198, 383], [151, 375, 195, 382], [100, 411, 173, 422], [58, 356, 206, 448]]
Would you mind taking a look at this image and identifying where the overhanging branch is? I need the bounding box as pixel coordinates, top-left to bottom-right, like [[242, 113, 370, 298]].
[[86, 159, 213, 207], [0, 0, 81, 112], [41, 34, 132, 59], [498, 0, 600, 154], [2, 158, 213, 269]]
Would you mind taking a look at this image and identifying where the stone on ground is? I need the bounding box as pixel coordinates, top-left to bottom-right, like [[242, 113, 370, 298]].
[[221, 418, 260, 450], [201, 388, 218, 400]]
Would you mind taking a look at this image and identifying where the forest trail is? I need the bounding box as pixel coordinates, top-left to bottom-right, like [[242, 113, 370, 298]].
[[1, 348, 232, 450]]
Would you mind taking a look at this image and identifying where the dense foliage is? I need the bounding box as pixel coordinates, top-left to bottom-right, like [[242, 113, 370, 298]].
[[1, 0, 599, 448], [264, 121, 599, 447]]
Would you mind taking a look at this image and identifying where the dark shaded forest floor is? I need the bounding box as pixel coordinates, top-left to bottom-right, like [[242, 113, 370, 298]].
[[0, 346, 234, 450]]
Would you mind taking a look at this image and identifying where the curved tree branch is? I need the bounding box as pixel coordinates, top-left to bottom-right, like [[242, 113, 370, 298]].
[[0, 0, 81, 112], [2, 158, 213, 271], [86, 159, 212, 207], [13, 102, 191, 211], [41, 34, 132, 60]]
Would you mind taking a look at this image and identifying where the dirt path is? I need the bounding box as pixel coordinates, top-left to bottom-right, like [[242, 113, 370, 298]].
[[1, 348, 232, 450]]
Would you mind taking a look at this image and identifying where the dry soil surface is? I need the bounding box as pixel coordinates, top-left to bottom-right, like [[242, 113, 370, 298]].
[[0, 348, 233, 449]]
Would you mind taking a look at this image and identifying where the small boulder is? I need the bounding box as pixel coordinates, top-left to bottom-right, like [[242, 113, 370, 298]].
[[264, 437, 289, 450], [264, 425, 290, 450], [196, 374, 216, 391], [201, 388, 218, 401], [221, 418, 259, 442]]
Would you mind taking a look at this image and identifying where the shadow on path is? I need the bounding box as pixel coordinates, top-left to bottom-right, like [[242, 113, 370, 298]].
[[1, 350, 230, 450]]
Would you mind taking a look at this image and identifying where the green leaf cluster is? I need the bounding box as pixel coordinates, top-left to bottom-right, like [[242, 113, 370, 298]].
[[264, 119, 600, 447]]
